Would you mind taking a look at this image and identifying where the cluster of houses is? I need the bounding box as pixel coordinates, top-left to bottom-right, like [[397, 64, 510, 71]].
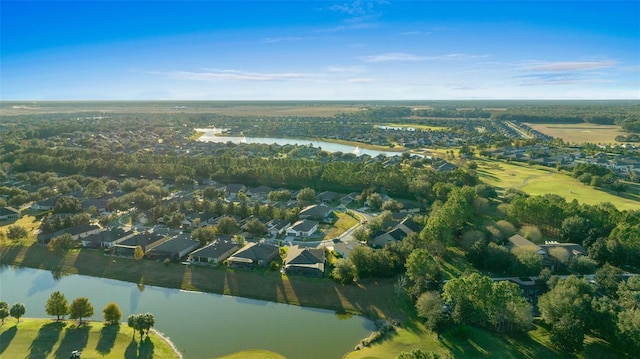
[[485, 145, 640, 179]]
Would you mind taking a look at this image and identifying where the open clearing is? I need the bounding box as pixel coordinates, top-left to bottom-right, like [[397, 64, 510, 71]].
[[525, 123, 627, 144], [0, 318, 179, 359], [476, 159, 640, 210], [0, 101, 363, 117]]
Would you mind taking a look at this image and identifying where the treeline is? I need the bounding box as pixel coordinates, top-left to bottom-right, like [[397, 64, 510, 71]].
[[10, 146, 477, 200]]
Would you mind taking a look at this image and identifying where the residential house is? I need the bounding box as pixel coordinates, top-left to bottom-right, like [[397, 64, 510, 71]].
[[0, 207, 20, 221], [283, 245, 325, 277], [266, 219, 291, 237], [31, 197, 57, 211], [370, 217, 420, 248], [286, 220, 319, 238], [223, 183, 247, 200], [112, 231, 166, 256], [247, 185, 273, 201], [435, 161, 458, 172], [81, 227, 134, 248], [188, 238, 238, 265], [227, 242, 279, 268], [37, 223, 101, 244], [146, 234, 199, 261], [506, 234, 547, 256], [340, 192, 360, 206], [316, 191, 339, 203], [298, 204, 336, 223]]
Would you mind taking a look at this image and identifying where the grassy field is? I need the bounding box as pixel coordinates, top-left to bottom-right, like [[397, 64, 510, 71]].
[[525, 123, 627, 144], [344, 320, 624, 359], [216, 349, 285, 359], [323, 212, 359, 240], [0, 214, 40, 241], [476, 159, 640, 211], [319, 137, 406, 151], [0, 318, 179, 359], [0, 101, 364, 117]]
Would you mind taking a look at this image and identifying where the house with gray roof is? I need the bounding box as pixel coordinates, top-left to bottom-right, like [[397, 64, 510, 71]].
[[283, 245, 325, 277], [81, 227, 134, 248], [0, 207, 20, 221], [286, 219, 319, 238], [227, 242, 279, 268], [298, 204, 336, 223], [188, 238, 238, 265], [146, 234, 200, 260], [507, 234, 547, 255], [266, 219, 291, 237]]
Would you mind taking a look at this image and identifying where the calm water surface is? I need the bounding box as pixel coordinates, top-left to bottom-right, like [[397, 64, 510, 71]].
[[0, 266, 374, 358], [196, 128, 402, 158]]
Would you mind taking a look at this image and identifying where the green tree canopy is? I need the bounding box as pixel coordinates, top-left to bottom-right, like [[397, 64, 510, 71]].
[[45, 291, 69, 321], [69, 297, 94, 325]]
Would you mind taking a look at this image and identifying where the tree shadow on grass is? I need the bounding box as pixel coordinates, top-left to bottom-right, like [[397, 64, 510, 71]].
[[0, 325, 17, 355], [29, 321, 64, 359], [125, 337, 155, 359], [53, 325, 89, 359], [96, 324, 120, 355]]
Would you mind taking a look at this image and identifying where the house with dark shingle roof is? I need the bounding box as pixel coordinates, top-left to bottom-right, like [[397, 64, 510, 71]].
[[316, 191, 339, 203], [0, 207, 20, 221], [227, 242, 279, 268], [146, 234, 200, 260], [81, 227, 134, 248], [286, 219, 319, 238], [266, 219, 291, 237], [298, 204, 336, 223], [188, 238, 238, 265], [283, 245, 325, 277]]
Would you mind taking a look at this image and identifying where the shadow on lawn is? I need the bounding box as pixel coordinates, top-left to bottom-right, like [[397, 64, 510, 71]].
[[29, 321, 64, 359], [0, 325, 17, 355], [53, 324, 89, 359], [96, 324, 120, 355], [125, 337, 155, 359]]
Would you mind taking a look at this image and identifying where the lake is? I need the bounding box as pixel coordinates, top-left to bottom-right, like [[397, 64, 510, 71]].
[[0, 266, 375, 358], [195, 127, 402, 158]]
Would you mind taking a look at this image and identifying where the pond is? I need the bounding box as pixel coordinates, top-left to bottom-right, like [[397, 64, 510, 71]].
[[0, 266, 375, 358], [195, 127, 402, 158]]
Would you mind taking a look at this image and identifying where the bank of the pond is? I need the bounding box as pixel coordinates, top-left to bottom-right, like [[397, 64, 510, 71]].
[[0, 243, 407, 320], [0, 318, 180, 359]]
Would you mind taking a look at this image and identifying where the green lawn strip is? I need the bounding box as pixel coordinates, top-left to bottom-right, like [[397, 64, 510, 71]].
[[324, 212, 359, 240], [0, 318, 179, 358], [216, 349, 286, 359], [318, 137, 406, 151], [345, 319, 625, 359]]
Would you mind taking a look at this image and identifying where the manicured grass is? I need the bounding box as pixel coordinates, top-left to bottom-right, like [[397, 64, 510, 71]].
[[216, 349, 286, 359], [0, 318, 179, 358], [324, 212, 359, 240], [344, 320, 625, 359], [476, 159, 640, 211], [525, 123, 627, 144], [0, 214, 40, 241]]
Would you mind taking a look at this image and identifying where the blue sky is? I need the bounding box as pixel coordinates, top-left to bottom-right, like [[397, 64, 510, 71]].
[[1, 0, 638, 100]]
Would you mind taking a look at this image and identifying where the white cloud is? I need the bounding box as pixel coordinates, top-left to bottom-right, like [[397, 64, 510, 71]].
[[362, 52, 488, 62], [524, 60, 616, 72], [153, 69, 322, 82], [326, 66, 367, 73], [346, 78, 375, 83]]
